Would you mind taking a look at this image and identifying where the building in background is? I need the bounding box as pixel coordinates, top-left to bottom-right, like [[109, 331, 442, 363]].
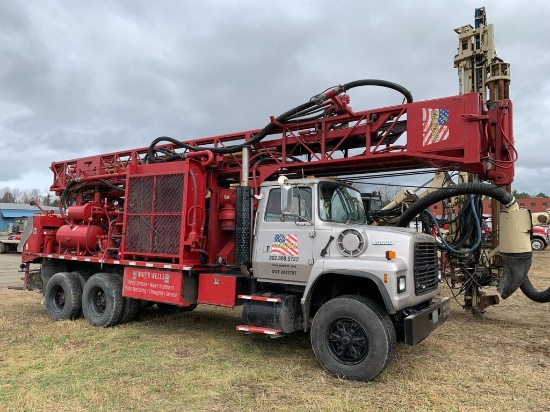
[[490, 198, 550, 214], [0, 203, 57, 233], [428, 197, 550, 218]]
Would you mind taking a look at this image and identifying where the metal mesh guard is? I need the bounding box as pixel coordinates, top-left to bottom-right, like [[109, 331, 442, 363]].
[[125, 173, 184, 256]]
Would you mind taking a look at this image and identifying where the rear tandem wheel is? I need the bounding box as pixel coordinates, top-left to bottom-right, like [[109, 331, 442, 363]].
[[82, 273, 125, 327], [45, 272, 82, 320]]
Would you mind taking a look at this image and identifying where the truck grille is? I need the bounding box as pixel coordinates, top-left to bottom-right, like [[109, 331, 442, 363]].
[[414, 242, 439, 295]]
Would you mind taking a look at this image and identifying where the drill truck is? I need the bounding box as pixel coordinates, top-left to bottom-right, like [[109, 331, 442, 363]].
[[20, 8, 545, 381], [20, 77, 535, 381]]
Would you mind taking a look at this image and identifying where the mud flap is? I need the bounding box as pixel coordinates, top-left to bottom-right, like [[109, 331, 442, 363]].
[[497, 252, 532, 299]]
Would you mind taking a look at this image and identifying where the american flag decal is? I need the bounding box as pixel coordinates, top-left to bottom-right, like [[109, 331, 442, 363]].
[[422, 108, 449, 146], [271, 234, 299, 256]]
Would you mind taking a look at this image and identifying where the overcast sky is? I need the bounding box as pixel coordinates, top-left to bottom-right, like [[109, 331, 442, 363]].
[[1, 1, 549, 196]]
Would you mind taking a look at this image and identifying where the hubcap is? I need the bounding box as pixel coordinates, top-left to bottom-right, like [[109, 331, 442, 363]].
[[91, 287, 107, 315], [53, 286, 66, 310], [327, 318, 369, 365]]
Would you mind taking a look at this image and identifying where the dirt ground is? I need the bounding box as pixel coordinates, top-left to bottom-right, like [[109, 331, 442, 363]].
[[1, 250, 550, 410], [0, 252, 24, 287]]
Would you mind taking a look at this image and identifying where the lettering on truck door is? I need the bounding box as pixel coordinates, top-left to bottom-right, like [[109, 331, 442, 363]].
[[253, 187, 313, 284]]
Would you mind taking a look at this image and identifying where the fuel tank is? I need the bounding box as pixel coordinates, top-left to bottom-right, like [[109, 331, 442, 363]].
[[56, 224, 105, 251]]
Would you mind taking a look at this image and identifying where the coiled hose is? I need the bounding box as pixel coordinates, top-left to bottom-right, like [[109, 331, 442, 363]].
[[395, 182, 550, 303]]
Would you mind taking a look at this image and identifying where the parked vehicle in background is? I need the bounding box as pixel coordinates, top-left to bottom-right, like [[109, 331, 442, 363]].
[[0, 220, 24, 254], [0, 234, 21, 254], [531, 225, 550, 251]]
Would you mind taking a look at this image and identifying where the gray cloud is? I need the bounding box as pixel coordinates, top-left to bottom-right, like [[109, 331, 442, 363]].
[[1, 0, 549, 196]]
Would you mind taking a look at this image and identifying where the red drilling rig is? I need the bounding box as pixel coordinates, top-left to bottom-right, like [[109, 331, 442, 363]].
[[19, 9, 548, 381]]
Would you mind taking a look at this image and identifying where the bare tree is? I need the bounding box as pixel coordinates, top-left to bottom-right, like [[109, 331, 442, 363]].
[[373, 183, 402, 206], [21, 188, 43, 204], [43, 192, 59, 206], [10, 188, 22, 203], [0, 187, 53, 204], [0, 187, 15, 203]]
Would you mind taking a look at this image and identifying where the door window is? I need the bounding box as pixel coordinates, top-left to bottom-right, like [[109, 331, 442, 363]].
[[318, 181, 366, 224], [264, 187, 312, 223]]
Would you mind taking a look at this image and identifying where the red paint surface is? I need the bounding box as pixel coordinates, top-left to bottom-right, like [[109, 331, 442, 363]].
[[197, 273, 237, 307], [122, 267, 184, 305]]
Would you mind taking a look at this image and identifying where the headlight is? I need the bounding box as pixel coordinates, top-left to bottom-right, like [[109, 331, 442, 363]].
[[397, 276, 406, 293]]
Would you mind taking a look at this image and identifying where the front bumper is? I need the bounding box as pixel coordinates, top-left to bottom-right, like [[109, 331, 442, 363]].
[[403, 297, 450, 345]]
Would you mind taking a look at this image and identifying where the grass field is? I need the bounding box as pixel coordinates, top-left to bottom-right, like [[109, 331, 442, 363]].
[[1, 252, 549, 412]]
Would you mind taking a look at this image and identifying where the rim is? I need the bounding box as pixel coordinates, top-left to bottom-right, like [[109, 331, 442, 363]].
[[90, 286, 107, 316], [532, 240, 544, 250], [326, 317, 369, 365], [52, 285, 66, 312]]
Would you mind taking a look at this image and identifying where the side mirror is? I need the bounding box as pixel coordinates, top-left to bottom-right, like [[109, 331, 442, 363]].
[[278, 176, 293, 215]]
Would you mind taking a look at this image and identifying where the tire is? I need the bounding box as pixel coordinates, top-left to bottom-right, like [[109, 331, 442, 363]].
[[71, 271, 89, 290], [119, 298, 140, 324], [45, 272, 82, 320], [82, 273, 124, 327], [531, 238, 546, 251], [0, 243, 6, 254], [310, 295, 396, 381], [70, 271, 89, 318]]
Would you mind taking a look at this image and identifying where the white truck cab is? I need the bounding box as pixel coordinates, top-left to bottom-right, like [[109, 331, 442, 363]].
[[248, 177, 450, 381]]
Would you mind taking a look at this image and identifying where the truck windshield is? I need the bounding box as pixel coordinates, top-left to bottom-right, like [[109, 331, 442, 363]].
[[318, 181, 367, 224]]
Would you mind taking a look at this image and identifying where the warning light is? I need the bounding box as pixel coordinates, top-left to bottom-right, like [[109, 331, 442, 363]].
[[385, 251, 396, 260]]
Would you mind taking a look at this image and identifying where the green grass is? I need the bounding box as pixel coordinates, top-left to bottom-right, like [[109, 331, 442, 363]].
[[1, 268, 550, 412]]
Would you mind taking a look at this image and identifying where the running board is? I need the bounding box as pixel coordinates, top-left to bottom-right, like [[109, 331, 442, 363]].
[[236, 325, 282, 337]]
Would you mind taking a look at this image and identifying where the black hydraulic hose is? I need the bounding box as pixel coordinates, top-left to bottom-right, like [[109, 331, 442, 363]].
[[147, 79, 414, 160], [283, 105, 329, 123], [395, 183, 514, 227], [342, 79, 413, 104], [59, 178, 82, 220], [520, 278, 550, 302], [60, 179, 79, 210], [394, 183, 550, 303], [427, 198, 482, 254], [147, 136, 189, 162], [148, 100, 318, 159]]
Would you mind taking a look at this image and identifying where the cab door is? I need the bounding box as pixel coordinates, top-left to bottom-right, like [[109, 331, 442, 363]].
[[252, 186, 314, 284]]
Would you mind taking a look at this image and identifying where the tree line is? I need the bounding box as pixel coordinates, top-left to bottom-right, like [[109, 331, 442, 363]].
[[0, 187, 59, 206], [512, 190, 549, 199]]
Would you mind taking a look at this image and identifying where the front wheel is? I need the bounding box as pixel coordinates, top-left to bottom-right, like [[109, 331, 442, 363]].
[[531, 238, 547, 251], [310, 295, 396, 381]]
